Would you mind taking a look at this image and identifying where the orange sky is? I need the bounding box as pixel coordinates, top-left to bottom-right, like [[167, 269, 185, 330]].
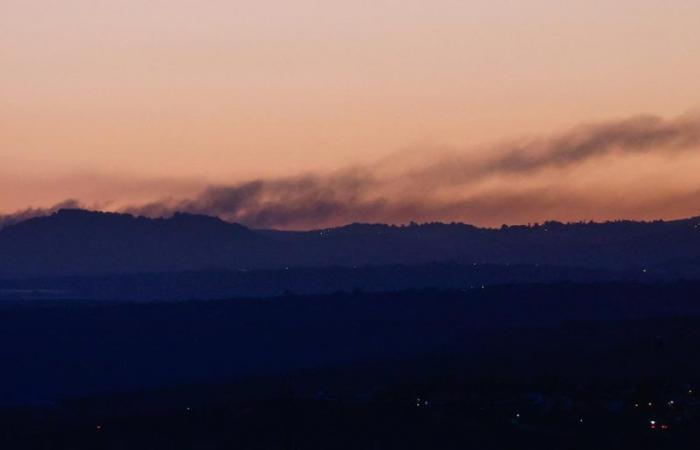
[[2, 1, 700, 226]]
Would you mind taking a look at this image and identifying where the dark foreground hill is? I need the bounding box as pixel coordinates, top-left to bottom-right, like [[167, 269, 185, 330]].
[[4, 283, 700, 404], [2, 209, 700, 278], [4, 283, 700, 449]]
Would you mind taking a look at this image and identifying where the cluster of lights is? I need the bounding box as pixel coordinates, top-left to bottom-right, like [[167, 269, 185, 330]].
[[649, 419, 669, 431], [416, 397, 429, 407]]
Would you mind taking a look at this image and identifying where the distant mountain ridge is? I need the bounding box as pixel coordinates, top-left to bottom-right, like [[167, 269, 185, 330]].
[[0, 209, 272, 276], [1, 208, 700, 277]]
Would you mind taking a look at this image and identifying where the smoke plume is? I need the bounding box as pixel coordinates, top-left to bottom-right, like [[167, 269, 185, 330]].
[[4, 112, 700, 230], [126, 113, 700, 228]]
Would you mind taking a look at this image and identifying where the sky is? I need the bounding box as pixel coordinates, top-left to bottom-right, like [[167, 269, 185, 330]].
[[2, 0, 700, 228]]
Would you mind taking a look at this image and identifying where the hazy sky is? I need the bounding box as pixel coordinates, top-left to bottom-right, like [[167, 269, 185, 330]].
[[2, 1, 700, 227]]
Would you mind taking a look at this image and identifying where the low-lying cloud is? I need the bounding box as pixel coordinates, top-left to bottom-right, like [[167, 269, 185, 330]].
[[0, 200, 83, 229], [4, 112, 700, 229], [126, 112, 700, 228], [407, 113, 700, 187]]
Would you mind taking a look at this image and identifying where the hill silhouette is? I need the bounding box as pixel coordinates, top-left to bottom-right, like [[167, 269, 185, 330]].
[[1, 208, 700, 278], [0, 209, 273, 276]]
